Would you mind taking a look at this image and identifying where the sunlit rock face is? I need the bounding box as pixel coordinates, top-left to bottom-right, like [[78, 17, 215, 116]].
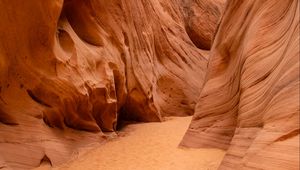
[[0, 0, 224, 169], [181, 0, 299, 169]]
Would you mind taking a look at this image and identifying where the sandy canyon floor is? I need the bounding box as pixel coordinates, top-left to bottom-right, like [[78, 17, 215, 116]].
[[35, 117, 225, 170]]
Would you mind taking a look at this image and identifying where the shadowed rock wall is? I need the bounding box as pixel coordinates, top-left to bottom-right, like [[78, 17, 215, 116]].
[[0, 0, 224, 169]]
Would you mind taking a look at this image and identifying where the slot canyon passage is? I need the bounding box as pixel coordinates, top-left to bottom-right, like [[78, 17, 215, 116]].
[[0, 0, 299, 169]]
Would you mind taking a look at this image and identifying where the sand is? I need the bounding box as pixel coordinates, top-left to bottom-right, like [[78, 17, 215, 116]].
[[35, 117, 225, 170]]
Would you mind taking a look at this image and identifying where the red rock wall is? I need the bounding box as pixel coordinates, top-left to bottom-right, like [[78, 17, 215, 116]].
[[0, 0, 223, 169], [181, 0, 299, 169]]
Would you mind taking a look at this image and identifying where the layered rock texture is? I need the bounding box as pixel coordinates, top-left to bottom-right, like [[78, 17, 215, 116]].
[[181, 0, 300, 169], [0, 0, 224, 169], [1, 0, 299, 169]]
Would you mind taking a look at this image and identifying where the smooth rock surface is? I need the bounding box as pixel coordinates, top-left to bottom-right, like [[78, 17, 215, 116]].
[[0, 0, 223, 169], [181, 0, 299, 169]]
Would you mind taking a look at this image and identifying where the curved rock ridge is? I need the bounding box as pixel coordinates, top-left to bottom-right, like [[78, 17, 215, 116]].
[[0, 0, 224, 169], [181, 0, 299, 169]]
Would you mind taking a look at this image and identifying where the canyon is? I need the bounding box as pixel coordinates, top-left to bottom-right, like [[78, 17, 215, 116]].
[[0, 0, 299, 169]]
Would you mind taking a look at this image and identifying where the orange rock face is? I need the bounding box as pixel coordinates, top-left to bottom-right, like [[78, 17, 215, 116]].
[[0, 0, 223, 169], [181, 0, 299, 169], [1, 0, 298, 169]]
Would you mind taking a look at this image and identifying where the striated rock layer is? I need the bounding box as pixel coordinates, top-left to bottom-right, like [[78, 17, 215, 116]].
[[0, 0, 224, 169], [181, 0, 299, 169]]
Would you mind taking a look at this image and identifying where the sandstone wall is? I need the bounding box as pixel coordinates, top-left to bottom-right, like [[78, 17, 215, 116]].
[[181, 0, 299, 169], [0, 0, 223, 169]]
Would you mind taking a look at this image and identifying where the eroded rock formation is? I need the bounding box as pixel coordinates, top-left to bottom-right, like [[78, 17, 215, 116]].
[[0, 0, 224, 169], [181, 0, 299, 169]]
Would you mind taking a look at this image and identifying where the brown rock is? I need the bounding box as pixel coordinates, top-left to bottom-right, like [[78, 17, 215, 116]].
[[181, 0, 299, 169], [0, 0, 222, 169], [182, 0, 226, 50]]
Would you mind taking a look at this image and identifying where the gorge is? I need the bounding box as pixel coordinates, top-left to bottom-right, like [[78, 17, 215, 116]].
[[0, 0, 299, 169]]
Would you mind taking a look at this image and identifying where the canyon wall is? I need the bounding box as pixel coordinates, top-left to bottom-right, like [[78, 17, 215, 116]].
[[0, 0, 224, 169], [1, 0, 298, 169], [181, 0, 299, 169]]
